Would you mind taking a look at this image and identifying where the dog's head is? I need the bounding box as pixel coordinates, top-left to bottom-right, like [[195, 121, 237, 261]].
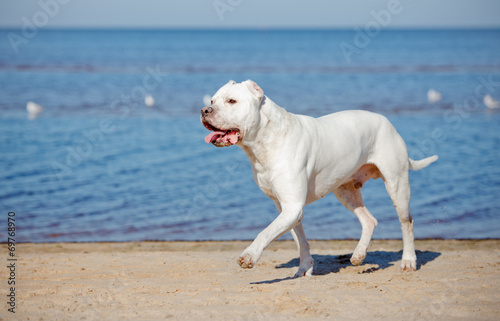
[[201, 80, 264, 147]]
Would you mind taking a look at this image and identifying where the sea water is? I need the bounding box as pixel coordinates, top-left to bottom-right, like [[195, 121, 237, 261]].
[[0, 29, 499, 242]]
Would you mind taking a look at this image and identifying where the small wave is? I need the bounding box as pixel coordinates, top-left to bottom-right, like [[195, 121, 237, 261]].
[[1, 63, 499, 75]]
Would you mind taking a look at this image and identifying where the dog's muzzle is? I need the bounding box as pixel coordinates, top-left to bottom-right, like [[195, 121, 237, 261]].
[[201, 107, 240, 147]]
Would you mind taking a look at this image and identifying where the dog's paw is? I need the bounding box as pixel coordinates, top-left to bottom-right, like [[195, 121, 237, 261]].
[[350, 250, 367, 266], [237, 253, 255, 269], [401, 259, 417, 272], [294, 257, 314, 277]]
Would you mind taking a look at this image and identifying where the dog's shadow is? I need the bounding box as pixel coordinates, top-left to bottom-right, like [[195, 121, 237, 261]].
[[252, 250, 441, 284]]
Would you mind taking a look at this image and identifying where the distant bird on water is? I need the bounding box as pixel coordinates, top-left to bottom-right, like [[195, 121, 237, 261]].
[[484, 94, 500, 109], [427, 89, 442, 103], [203, 94, 212, 106], [26, 101, 43, 119], [145, 94, 155, 107]]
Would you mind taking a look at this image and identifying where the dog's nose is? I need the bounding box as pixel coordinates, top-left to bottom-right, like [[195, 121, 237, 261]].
[[201, 107, 213, 115]]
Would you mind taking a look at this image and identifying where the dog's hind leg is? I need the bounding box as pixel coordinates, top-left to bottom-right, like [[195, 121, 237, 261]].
[[383, 174, 416, 271], [333, 181, 378, 266], [374, 123, 419, 271]]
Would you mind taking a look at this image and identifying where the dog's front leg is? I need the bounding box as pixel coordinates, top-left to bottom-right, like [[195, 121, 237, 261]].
[[290, 223, 314, 277], [237, 202, 304, 269], [274, 200, 313, 277]]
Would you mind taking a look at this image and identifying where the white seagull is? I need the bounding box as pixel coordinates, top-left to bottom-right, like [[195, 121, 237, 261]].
[[26, 101, 43, 119], [484, 94, 500, 109], [145, 93, 155, 107], [203, 94, 212, 106], [427, 89, 442, 103]]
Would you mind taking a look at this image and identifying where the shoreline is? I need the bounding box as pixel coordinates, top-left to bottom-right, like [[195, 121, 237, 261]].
[[9, 237, 499, 246], [2, 239, 499, 320]]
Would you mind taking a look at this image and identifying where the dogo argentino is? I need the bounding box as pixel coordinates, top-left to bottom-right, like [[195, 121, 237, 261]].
[[201, 80, 438, 277]]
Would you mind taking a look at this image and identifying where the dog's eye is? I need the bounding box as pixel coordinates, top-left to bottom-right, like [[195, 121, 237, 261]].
[[211, 100, 214, 105], [228, 99, 237, 104]]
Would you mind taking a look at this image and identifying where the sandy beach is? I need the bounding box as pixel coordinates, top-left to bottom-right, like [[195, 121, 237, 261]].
[[1, 239, 499, 320]]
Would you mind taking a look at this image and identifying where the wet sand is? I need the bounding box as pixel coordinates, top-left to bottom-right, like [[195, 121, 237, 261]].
[[1, 239, 499, 320]]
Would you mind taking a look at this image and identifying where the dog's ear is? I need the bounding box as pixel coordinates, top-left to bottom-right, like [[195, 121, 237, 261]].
[[244, 80, 264, 100]]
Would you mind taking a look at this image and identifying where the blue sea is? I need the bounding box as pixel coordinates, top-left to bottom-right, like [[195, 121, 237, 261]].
[[0, 29, 499, 242]]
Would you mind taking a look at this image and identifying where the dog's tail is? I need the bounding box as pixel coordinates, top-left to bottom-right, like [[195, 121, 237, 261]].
[[409, 155, 438, 171]]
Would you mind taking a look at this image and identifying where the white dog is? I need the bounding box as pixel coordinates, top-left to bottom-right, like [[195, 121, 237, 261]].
[[201, 80, 438, 277]]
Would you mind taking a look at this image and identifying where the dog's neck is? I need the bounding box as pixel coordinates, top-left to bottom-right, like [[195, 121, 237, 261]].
[[238, 96, 295, 168]]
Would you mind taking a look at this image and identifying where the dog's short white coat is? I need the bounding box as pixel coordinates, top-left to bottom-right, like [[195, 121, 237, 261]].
[[201, 80, 438, 277]]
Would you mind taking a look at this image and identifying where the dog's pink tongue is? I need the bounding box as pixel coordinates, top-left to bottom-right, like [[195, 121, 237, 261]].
[[227, 131, 240, 144], [205, 131, 225, 144]]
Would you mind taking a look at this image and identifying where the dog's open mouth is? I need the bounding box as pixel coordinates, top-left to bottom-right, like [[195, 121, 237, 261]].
[[203, 121, 241, 147]]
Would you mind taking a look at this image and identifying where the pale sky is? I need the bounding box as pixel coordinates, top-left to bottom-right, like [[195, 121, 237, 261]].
[[0, 0, 499, 29]]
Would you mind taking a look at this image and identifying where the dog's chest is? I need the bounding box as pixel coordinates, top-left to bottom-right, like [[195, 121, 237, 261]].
[[251, 165, 276, 200]]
